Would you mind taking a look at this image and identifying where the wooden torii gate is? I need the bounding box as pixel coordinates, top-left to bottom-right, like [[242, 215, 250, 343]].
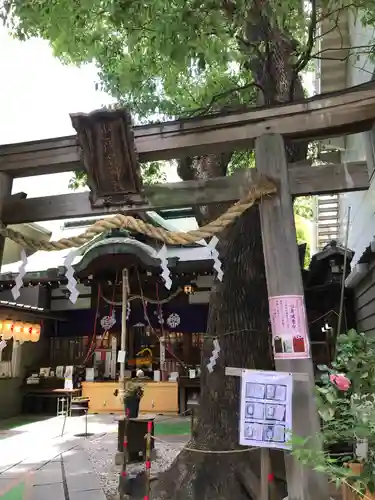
[[0, 81, 374, 500]]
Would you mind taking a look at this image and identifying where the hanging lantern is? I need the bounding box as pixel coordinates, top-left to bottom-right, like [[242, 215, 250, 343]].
[[30, 324, 41, 343], [0, 320, 4, 336], [13, 322, 23, 342], [184, 285, 194, 295], [2, 320, 14, 340], [22, 323, 33, 343]]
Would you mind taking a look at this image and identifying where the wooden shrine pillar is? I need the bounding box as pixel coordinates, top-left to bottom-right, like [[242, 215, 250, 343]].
[[0, 173, 13, 267], [256, 134, 329, 500]]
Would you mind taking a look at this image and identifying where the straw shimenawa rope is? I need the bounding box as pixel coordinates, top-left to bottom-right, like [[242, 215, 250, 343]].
[[0, 177, 276, 252]]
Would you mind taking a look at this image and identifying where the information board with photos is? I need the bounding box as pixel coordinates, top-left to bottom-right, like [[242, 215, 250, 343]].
[[239, 369, 293, 450]]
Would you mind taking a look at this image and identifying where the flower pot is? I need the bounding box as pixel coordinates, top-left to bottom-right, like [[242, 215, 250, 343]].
[[328, 440, 355, 460], [341, 463, 375, 500], [125, 396, 140, 418]]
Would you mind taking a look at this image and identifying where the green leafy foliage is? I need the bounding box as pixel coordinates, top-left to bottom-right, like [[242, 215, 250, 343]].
[[6, 0, 375, 219], [291, 329, 375, 493], [295, 213, 312, 268], [141, 162, 167, 185], [294, 197, 313, 219], [69, 161, 166, 190], [294, 197, 313, 266], [4, 0, 375, 124], [5, 0, 257, 118], [68, 170, 87, 190], [0, 0, 342, 119], [291, 435, 354, 485], [227, 151, 255, 175], [124, 379, 144, 399]]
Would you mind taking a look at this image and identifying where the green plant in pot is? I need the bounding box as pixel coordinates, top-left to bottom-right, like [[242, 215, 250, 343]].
[[291, 329, 375, 496], [124, 379, 144, 418]]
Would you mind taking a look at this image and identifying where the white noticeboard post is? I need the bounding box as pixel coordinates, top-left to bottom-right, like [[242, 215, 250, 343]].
[[239, 369, 293, 450], [117, 350, 126, 363]]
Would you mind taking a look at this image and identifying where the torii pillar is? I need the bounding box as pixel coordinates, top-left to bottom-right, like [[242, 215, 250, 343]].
[[257, 134, 329, 500]]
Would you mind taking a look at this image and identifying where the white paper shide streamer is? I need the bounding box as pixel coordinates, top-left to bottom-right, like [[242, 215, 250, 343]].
[[207, 338, 220, 373], [321, 323, 332, 334], [11, 249, 28, 300], [157, 244, 172, 290], [64, 250, 79, 304], [208, 236, 223, 281]]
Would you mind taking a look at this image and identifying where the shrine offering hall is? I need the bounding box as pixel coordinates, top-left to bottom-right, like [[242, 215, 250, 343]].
[[0, 214, 355, 419]]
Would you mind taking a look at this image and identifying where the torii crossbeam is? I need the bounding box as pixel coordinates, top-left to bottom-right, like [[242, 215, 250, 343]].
[[0, 81, 375, 223]]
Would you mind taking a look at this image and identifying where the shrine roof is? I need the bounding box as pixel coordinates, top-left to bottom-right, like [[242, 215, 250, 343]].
[[0, 213, 211, 282]]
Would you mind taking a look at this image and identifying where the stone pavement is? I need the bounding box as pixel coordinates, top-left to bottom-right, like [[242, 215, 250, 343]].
[[0, 415, 115, 500]]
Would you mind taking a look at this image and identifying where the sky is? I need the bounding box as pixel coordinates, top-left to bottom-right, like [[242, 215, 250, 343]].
[[0, 27, 185, 234], [0, 26, 313, 236], [0, 26, 111, 233]]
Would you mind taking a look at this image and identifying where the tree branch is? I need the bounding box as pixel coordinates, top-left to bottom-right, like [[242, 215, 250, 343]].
[[182, 81, 262, 118], [314, 22, 341, 44], [311, 44, 374, 61], [0, 0, 13, 24], [294, 0, 317, 74], [316, 2, 357, 24], [289, 0, 317, 100]]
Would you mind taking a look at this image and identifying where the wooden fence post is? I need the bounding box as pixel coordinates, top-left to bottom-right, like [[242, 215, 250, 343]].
[[256, 134, 329, 500]]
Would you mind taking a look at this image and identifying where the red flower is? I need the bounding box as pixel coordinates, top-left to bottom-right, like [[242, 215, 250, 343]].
[[329, 374, 351, 392]]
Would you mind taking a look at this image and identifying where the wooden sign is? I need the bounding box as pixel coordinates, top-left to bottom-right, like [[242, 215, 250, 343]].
[[71, 110, 143, 207]]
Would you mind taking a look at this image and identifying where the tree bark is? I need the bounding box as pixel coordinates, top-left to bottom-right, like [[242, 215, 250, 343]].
[[153, 196, 283, 500], [177, 153, 232, 225], [152, 3, 308, 498], [152, 152, 287, 500]]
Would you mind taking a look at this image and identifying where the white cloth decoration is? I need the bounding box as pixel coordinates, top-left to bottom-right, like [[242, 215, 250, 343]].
[[157, 244, 172, 290], [207, 338, 220, 373], [126, 301, 131, 320], [207, 236, 223, 281], [166, 313, 181, 329], [101, 309, 116, 331], [0, 340, 6, 352], [64, 250, 79, 304], [11, 249, 27, 300]]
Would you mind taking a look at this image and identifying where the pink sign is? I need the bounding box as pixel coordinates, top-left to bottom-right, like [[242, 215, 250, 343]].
[[269, 295, 310, 360]]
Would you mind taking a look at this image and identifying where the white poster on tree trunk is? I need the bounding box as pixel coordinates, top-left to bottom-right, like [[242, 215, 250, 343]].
[[239, 369, 293, 450]]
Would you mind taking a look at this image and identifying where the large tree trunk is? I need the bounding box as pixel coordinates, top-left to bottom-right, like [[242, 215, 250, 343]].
[[152, 202, 287, 500], [152, 152, 287, 500], [152, 3, 308, 498]]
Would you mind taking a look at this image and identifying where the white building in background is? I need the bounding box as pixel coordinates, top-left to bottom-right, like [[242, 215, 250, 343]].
[[317, 8, 375, 334]]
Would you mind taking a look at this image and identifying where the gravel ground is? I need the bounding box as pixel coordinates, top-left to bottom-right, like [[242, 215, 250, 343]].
[[85, 431, 188, 500]]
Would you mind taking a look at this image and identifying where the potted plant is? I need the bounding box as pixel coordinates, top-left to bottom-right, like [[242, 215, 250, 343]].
[[291, 329, 375, 499], [124, 379, 144, 418]]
